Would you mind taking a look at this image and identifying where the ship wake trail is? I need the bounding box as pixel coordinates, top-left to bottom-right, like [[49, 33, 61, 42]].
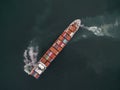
[[72, 12, 120, 42], [81, 19, 120, 38], [80, 25, 104, 36], [23, 0, 53, 74], [83, 12, 120, 38], [23, 40, 39, 74]]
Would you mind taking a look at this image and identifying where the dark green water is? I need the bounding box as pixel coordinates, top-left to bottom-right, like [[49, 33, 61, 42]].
[[1, 0, 120, 90]]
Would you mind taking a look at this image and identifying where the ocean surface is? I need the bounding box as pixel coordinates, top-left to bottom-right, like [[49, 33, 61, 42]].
[[1, 0, 120, 90]]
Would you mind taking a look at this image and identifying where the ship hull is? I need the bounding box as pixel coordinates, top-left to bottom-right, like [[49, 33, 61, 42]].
[[28, 19, 81, 79]]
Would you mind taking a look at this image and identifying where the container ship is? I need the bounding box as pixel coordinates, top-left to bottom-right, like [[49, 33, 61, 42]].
[[24, 19, 81, 79]]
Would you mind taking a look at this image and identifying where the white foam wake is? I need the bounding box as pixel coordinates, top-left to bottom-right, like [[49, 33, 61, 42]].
[[23, 40, 39, 74], [80, 19, 120, 38], [80, 25, 104, 36]]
